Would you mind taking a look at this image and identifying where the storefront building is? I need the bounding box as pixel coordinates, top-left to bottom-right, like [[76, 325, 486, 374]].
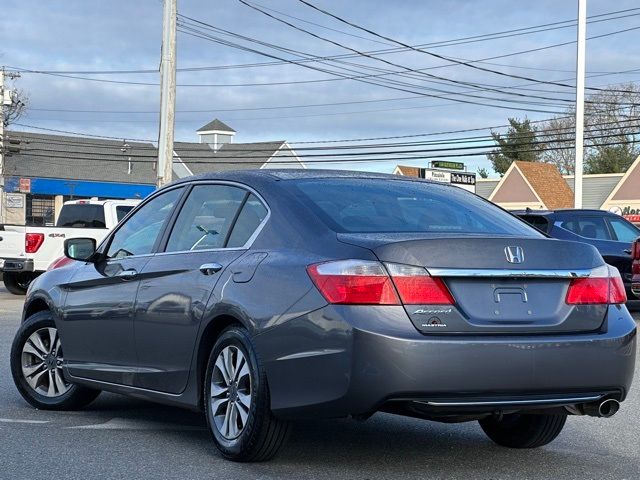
[[476, 157, 640, 226]]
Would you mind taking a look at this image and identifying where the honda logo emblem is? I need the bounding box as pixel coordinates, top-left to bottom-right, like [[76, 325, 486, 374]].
[[504, 246, 525, 264]]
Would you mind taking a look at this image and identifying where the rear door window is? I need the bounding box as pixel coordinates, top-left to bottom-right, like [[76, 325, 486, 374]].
[[558, 217, 611, 240], [607, 216, 640, 242], [291, 178, 542, 236], [226, 194, 268, 248], [165, 185, 247, 252]]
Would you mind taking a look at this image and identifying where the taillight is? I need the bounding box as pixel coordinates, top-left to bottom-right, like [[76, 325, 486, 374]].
[[307, 260, 454, 306], [566, 265, 627, 305], [307, 260, 399, 305], [25, 233, 45, 253], [385, 263, 454, 305], [47, 256, 74, 271]]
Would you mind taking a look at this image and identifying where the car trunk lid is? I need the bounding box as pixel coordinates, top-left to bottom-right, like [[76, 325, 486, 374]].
[[338, 234, 607, 334]]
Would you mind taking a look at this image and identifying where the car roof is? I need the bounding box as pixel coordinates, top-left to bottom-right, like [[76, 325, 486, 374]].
[[512, 209, 615, 216], [167, 168, 448, 186]]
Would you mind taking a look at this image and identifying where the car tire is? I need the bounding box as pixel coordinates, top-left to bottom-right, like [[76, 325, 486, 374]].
[[10, 311, 101, 410], [479, 413, 567, 448], [3, 272, 37, 295], [204, 325, 290, 462]]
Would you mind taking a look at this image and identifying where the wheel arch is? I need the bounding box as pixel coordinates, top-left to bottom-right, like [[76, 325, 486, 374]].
[[195, 314, 246, 409], [24, 295, 53, 321]]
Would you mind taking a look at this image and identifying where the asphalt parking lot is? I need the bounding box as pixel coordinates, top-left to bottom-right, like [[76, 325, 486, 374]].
[[0, 286, 638, 480]]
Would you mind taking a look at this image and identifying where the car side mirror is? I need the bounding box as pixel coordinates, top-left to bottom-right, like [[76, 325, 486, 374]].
[[64, 238, 97, 262]]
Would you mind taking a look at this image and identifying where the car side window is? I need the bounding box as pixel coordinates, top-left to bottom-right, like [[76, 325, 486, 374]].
[[226, 194, 268, 248], [558, 217, 610, 240], [107, 188, 183, 259], [165, 185, 247, 252], [608, 217, 640, 242]]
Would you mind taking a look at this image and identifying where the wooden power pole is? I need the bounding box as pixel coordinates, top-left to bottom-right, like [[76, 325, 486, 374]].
[[157, 0, 177, 188]]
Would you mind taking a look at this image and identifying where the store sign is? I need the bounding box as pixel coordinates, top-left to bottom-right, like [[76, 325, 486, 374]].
[[608, 205, 640, 225], [19, 178, 31, 193], [451, 172, 476, 186], [432, 161, 465, 171], [420, 169, 451, 183], [6, 193, 24, 209]]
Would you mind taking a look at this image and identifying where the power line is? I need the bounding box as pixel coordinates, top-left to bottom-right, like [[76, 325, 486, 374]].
[[10, 114, 640, 148], [9, 137, 639, 166], [294, 0, 640, 95], [6, 125, 638, 160], [9, 7, 640, 75]]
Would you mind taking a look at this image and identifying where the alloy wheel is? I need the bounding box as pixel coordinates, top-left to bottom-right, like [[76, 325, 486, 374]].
[[21, 327, 70, 397], [211, 345, 252, 440]]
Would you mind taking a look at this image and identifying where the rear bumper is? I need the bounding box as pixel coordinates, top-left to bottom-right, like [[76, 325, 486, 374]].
[[259, 305, 637, 418], [0, 258, 34, 273]]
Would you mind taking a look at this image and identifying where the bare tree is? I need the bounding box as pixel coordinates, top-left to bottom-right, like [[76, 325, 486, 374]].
[[3, 86, 28, 127], [539, 83, 640, 174], [538, 115, 575, 175]]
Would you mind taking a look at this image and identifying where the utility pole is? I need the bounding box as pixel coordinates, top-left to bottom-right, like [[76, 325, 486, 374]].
[[157, 0, 177, 188], [0, 68, 22, 223], [574, 0, 587, 208]]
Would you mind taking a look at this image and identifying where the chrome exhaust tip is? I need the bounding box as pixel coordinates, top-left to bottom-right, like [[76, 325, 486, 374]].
[[597, 399, 620, 418]]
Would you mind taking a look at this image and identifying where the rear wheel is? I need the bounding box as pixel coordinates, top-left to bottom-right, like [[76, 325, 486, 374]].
[[479, 413, 567, 448], [3, 272, 37, 295], [204, 326, 290, 462], [11, 311, 101, 410]]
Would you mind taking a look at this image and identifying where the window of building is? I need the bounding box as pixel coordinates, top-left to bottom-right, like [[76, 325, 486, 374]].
[[26, 195, 55, 226]]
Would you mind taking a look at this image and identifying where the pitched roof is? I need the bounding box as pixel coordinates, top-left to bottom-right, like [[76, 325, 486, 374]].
[[174, 141, 287, 174], [394, 165, 420, 176], [196, 119, 236, 133], [515, 161, 574, 209], [4, 131, 158, 185]]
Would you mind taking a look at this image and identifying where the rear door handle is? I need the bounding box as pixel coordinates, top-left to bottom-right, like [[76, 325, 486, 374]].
[[200, 263, 223, 275], [115, 269, 138, 280], [624, 249, 632, 254]]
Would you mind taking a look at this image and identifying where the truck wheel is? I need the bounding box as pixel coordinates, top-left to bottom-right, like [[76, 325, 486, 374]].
[[3, 272, 37, 295]]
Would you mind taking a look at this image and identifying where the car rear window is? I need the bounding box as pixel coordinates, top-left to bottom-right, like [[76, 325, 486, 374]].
[[56, 205, 106, 228], [292, 178, 542, 236]]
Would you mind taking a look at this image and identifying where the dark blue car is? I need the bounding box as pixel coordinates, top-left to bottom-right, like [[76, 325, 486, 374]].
[[514, 209, 640, 307]]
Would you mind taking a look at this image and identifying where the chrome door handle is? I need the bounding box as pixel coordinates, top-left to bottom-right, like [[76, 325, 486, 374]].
[[624, 249, 632, 254], [115, 269, 138, 280], [200, 263, 223, 275]]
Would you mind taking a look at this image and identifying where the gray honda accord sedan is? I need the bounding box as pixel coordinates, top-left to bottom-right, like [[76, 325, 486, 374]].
[[11, 170, 637, 461]]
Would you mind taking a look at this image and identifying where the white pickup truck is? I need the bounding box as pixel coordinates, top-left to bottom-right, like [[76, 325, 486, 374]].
[[0, 199, 140, 294]]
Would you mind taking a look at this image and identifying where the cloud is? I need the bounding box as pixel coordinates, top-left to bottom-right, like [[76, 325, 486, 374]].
[[3, 0, 640, 175]]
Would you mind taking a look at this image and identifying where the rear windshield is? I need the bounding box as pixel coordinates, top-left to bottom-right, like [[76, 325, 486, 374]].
[[56, 205, 106, 228], [292, 178, 542, 236]]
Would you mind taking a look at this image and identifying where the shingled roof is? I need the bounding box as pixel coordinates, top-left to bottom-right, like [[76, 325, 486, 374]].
[[174, 141, 289, 174], [489, 161, 574, 209], [4, 131, 158, 184], [515, 161, 574, 209], [196, 119, 236, 133], [394, 165, 420, 177]]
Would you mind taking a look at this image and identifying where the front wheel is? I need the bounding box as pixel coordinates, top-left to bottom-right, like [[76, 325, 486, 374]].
[[479, 413, 567, 448], [11, 311, 101, 410], [3, 271, 38, 295], [204, 326, 290, 462]]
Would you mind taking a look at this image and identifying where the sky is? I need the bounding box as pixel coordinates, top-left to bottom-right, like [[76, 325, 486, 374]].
[[2, 0, 640, 176]]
